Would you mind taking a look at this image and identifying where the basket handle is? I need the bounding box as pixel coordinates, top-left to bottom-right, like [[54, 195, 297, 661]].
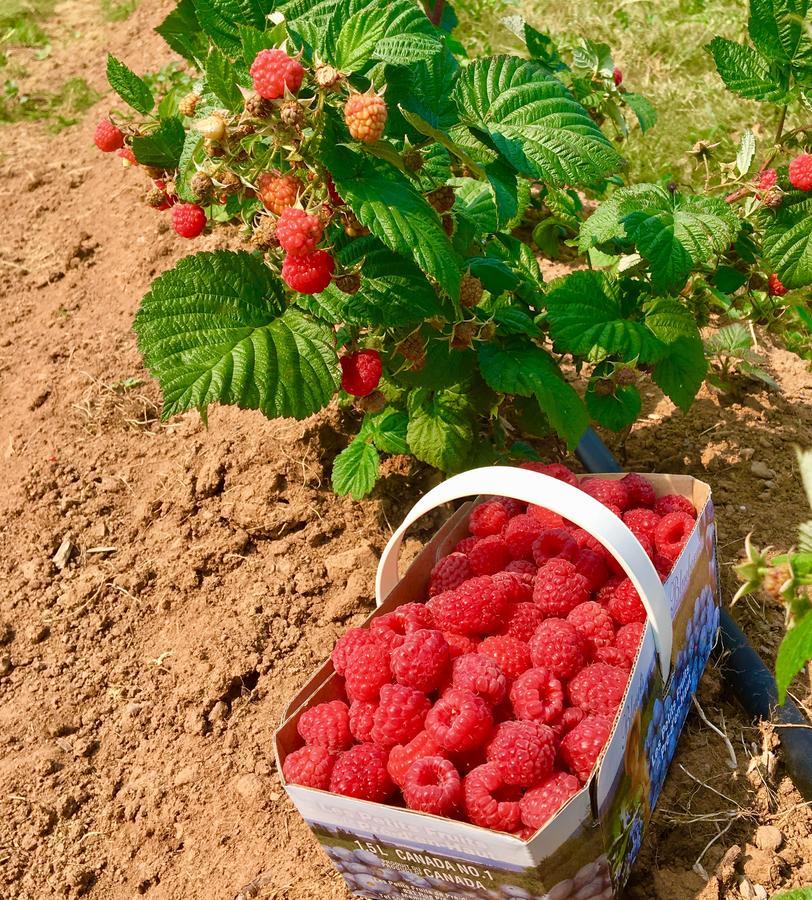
[[375, 466, 672, 680]]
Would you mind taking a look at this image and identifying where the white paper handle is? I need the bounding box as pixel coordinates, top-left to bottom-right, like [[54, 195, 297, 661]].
[[375, 466, 672, 680]]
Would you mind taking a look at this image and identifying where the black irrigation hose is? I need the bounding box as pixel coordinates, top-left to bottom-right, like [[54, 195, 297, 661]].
[[575, 428, 812, 801]]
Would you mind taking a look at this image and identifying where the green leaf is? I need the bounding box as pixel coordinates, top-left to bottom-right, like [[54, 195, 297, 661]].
[[713, 266, 749, 293], [205, 48, 245, 110], [134, 250, 340, 420], [324, 144, 460, 298], [586, 382, 642, 430], [770, 890, 812, 900], [453, 177, 498, 233], [406, 387, 474, 471], [776, 610, 812, 701], [545, 271, 664, 362], [176, 129, 204, 201], [706, 36, 789, 102], [486, 234, 544, 303], [705, 323, 753, 355], [749, 0, 812, 66], [155, 0, 208, 64], [652, 335, 707, 411], [478, 340, 589, 449], [737, 129, 757, 176], [332, 437, 380, 498], [622, 91, 657, 133], [644, 298, 703, 346], [485, 159, 523, 228], [763, 194, 812, 287], [452, 56, 623, 187], [106, 55, 154, 115], [131, 117, 186, 169], [193, 0, 270, 54], [319, 236, 442, 326], [365, 407, 409, 454], [239, 24, 283, 66]]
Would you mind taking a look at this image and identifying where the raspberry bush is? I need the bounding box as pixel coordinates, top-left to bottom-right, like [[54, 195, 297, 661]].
[[99, 0, 812, 497]]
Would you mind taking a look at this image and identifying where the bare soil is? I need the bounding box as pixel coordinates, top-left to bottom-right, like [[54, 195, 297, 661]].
[[1, 2, 811, 898]]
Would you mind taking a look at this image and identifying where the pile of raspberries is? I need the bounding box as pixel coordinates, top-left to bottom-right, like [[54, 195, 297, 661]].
[[283, 464, 698, 838]]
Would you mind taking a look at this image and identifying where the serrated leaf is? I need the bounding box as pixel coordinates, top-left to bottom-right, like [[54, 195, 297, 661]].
[[622, 91, 657, 133], [176, 129, 204, 201], [652, 335, 707, 411], [705, 323, 753, 354], [493, 305, 538, 336], [713, 265, 749, 293], [239, 24, 283, 66], [749, 0, 812, 66], [364, 407, 409, 454], [771, 890, 812, 900], [545, 270, 664, 362], [478, 341, 589, 449], [106, 55, 154, 115], [466, 257, 520, 295], [737, 129, 757, 176], [324, 144, 460, 298], [134, 250, 339, 420], [452, 56, 623, 187], [586, 382, 642, 430], [395, 339, 477, 390], [131, 117, 186, 169], [406, 388, 474, 472], [763, 193, 812, 287], [283, 0, 338, 48], [707, 36, 789, 101], [332, 437, 380, 498], [193, 0, 270, 54], [486, 234, 544, 303], [205, 48, 246, 110], [453, 177, 498, 234], [155, 0, 208, 64], [776, 610, 812, 701], [644, 298, 703, 346]]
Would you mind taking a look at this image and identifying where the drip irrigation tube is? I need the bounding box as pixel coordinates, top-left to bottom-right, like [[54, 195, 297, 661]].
[[575, 428, 812, 801]]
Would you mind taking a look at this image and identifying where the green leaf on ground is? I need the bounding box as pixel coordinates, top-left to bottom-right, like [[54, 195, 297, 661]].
[[332, 436, 380, 498]]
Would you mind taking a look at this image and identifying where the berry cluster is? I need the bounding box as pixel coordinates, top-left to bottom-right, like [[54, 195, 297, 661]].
[[644, 585, 719, 808], [283, 465, 699, 838]]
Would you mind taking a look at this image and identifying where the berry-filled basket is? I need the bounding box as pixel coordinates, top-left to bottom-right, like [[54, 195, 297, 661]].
[[274, 466, 720, 899]]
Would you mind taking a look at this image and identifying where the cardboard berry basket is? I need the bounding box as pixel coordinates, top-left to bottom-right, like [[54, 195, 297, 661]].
[[274, 467, 720, 899]]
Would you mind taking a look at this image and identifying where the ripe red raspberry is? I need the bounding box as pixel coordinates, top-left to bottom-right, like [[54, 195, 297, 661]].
[[529, 619, 590, 681], [388, 730, 446, 787], [468, 535, 510, 575], [403, 756, 462, 815], [468, 501, 510, 537], [275, 207, 324, 256], [429, 552, 473, 597], [463, 763, 522, 832], [768, 273, 788, 296], [519, 461, 579, 486], [520, 770, 581, 831], [297, 699, 353, 751], [615, 621, 645, 665], [371, 603, 434, 649], [493, 571, 533, 604], [330, 743, 394, 801], [510, 667, 565, 724], [478, 636, 531, 681], [504, 559, 537, 577], [427, 575, 512, 636], [501, 603, 545, 642], [596, 575, 623, 606], [391, 629, 450, 693], [621, 473, 656, 508], [550, 705, 585, 739], [582, 477, 631, 512], [282, 249, 335, 294], [622, 508, 661, 541], [559, 715, 612, 783], [340, 348, 382, 397], [454, 535, 479, 555], [606, 578, 646, 626], [117, 146, 137, 166], [789, 152, 812, 191], [567, 601, 616, 653], [171, 203, 206, 238], [528, 506, 566, 528], [654, 511, 695, 564], [371, 683, 431, 748], [443, 632, 479, 658], [257, 172, 302, 215], [613, 67, 623, 86], [486, 720, 556, 787], [348, 700, 377, 743], [343, 641, 391, 702], [531, 528, 579, 566], [575, 548, 609, 591], [250, 49, 304, 99], [757, 168, 778, 194], [426, 688, 494, 752], [533, 558, 590, 617], [653, 494, 697, 519], [451, 653, 507, 706], [94, 119, 124, 152], [492, 495, 525, 517], [344, 90, 388, 143], [595, 645, 630, 668], [282, 745, 335, 789], [332, 627, 382, 675], [569, 527, 622, 575], [503, 514, 543, 560], [568, 663, 628, 717]]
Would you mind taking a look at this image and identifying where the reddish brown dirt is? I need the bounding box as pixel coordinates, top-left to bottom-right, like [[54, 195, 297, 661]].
[[1, 3, 811, 898]]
